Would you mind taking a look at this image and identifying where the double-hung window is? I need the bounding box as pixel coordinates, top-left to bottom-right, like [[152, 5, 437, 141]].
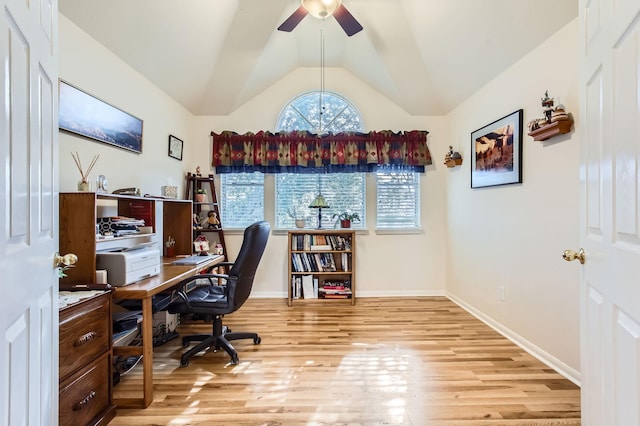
[[376, 167, 420, 229], [275, 173, 366, 229], [220, 173, 264, 229], [274, 91, 366, 229]]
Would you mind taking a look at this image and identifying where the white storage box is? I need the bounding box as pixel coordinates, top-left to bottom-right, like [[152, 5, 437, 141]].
[[152, 311, 177, 334]]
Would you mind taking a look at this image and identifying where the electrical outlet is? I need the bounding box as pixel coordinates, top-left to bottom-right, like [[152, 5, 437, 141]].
[[498, 286, 505, 301]]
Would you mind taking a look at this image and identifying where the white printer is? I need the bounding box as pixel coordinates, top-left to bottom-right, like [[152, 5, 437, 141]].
[[96, 245, 160, 287]]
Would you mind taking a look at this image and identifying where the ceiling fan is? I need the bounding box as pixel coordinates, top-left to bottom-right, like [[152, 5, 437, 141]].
[[278, 0, 363, 36]]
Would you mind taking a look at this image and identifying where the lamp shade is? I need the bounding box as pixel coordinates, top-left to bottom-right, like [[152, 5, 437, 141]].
[[309, 194, 330, 209], [301, 0, 342, 19]]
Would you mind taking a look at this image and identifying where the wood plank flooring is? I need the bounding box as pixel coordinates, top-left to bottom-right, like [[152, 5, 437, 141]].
[[110, 297, 580, 425]]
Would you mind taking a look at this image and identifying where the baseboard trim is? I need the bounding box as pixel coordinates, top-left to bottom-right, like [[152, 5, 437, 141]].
[[447, 292, 581, 386], [250, 290, 447, 299]]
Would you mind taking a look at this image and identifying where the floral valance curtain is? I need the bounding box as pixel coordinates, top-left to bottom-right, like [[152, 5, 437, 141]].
[[211, 130, 431, 174]]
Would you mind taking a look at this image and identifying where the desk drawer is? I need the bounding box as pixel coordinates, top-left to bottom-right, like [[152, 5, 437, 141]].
[[59, 351, 111, 426], [59, 295, 110, 381]]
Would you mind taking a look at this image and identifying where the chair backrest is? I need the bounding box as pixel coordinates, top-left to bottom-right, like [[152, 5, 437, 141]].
[[226, 221, 270, 310]]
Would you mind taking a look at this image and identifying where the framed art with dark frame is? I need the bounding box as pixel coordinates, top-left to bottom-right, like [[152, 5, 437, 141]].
[[58, 80, 143, 153], [168, 134, 183, 160], [471, 109, 523, 188]]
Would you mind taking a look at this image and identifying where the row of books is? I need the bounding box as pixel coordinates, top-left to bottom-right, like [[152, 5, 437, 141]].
[[291, 252, 350, 273], [318, 280, 352, 299], [291, 234, 351, 251], [291, 276, 352, 300]]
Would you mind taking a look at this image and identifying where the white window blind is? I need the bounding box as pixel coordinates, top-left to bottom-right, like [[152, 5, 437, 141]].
[[275, 173, 366, 229], [220, 173, 264, 229], [376, 169, 420, 229]]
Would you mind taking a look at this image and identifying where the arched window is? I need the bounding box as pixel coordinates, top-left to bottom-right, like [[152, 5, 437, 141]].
[[275, 91, 366, 229], [276, 91, 364, 134]]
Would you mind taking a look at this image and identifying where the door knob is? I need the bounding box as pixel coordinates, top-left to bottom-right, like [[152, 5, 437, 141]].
[[54, 252, 78, 268], [562, 248, 585, 264]]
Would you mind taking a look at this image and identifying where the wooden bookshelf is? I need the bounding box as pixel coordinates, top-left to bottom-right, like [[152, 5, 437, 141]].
[[287, 229, 356, 306]]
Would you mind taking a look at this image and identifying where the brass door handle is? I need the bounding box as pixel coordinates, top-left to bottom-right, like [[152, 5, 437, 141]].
[[54, 252, 78, 268], [562, 248, 585, 264]]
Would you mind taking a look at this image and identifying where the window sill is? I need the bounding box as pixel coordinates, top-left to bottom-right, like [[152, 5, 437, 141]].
[[273, 228, 367, 235], [374, 228, 423, 235]]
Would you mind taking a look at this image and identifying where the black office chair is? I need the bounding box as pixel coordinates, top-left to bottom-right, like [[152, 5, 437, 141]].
[[168, 221, 270, 367]]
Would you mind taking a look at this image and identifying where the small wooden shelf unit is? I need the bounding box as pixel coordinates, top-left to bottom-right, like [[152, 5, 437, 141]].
[[185, 173, 227, 260], [528, 120, 573, 141], [287, 229, 356, 306]]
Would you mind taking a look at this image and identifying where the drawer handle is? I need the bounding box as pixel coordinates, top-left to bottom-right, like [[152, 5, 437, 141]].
[[73, 390, 96, 411], [74, 332, 97, 347]]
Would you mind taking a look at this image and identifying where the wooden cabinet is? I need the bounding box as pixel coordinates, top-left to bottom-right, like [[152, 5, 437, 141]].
[[287, 230, 356, 306], [59, 292, 115, 425], [59, 192, 193, 286]]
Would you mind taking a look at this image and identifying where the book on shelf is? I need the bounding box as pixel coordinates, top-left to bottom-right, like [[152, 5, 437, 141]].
[[321, 293, 351, 299], [301, 275, 315, 299], [318, 279, 352, 299], [291, 233, 352, 252], [291, 276, 302, 299], [291, 252, 338, 272]]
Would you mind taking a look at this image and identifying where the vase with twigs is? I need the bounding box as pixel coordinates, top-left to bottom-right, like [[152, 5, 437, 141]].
[[71, 152, 99, 191]]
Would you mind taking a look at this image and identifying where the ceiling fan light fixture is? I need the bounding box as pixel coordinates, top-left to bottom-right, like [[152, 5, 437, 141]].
[[301, 0, 342, 19]]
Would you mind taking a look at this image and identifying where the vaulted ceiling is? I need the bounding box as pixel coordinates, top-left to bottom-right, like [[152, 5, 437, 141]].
[[58, 0, 578, 116]]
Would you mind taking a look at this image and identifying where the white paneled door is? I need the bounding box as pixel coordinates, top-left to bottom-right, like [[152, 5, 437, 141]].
[[0, 0, 59, 425], [579, 0, 640, 424]]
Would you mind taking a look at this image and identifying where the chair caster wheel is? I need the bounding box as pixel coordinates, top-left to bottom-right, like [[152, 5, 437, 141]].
[[180, 359, 189, 368], [254, 337, 261, 344], [230, 356, 239, 365]]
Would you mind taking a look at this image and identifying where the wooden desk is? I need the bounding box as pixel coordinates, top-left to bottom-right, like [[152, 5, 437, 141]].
[[112, 256, 223, 408]]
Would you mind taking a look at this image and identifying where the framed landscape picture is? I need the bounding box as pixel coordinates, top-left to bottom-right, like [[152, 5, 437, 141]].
[[471, 109, 523, 188], [58, 80, 143, 153]]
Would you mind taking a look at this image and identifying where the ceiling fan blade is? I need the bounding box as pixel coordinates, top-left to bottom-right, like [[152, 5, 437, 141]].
[[277, 5, 309, 32], [333, 4, 363, 36]]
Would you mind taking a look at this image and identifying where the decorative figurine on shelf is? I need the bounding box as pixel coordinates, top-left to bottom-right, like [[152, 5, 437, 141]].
[[193, 213, 200, 230], [201, 211, 221, 229], [541, 90, 555, 123], [444, 146, 463, 168], [527, 90, 574, 139], [195, 166, 202, 177]]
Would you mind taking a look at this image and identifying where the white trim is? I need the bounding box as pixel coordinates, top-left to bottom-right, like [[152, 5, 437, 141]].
[[374, 228, 424, 235], [447, 292, 581, 386], [250, 290, 446, 299]]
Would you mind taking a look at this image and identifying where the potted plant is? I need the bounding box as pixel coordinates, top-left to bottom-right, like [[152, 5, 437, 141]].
[[332, 211, 360, 228], [288, 206, 306, 228], [195, 188, 207, 203]]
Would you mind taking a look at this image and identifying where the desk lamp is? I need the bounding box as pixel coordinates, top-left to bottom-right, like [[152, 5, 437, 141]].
[[309, 194, 329, 229]]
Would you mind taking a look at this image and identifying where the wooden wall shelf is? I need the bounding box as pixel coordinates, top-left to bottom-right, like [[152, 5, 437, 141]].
[[528, 120, 573, 141]]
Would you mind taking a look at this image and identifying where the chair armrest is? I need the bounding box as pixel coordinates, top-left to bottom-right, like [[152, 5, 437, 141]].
[[173, 273, 232, 309]]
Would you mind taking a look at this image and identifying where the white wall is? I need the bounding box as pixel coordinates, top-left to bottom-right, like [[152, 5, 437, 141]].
[[59, 16, 193, 198], [445, 19, 580, 380], [57, 12, 581, 379]]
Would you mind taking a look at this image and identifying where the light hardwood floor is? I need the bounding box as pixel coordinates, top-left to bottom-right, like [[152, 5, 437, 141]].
[[111, 297, 580, 425]]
